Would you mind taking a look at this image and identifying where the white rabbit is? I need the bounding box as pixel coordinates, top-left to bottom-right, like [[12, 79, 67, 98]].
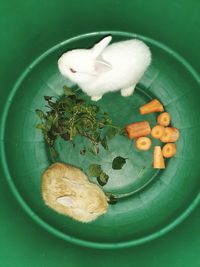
[[58, 35, 151, 101]]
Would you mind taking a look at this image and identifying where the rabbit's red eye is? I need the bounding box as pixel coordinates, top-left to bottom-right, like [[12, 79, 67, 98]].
[[70, 68, 77, 73]]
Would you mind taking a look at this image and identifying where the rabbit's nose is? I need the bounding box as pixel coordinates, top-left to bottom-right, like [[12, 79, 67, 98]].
[[70, 68, 77, 73]]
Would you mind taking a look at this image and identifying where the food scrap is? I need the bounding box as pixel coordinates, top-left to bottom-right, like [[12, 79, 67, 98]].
[[135, 137, 152, 151], [157, 112, 171, 126], [162, 143, 177, 158], [139, 99, 164, 114], [151, 125, 165, 139], [153, 146, 165, 169], [126, 98, 180, 169], [126, 121, 151, 139], [160, 127, 180, 143]]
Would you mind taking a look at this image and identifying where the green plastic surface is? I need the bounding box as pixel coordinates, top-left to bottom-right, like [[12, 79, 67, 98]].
[[1, 0, 200, 266]]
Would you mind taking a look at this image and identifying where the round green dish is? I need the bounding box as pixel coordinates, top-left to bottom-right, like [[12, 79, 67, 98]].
[[1, 31, 200, 249]]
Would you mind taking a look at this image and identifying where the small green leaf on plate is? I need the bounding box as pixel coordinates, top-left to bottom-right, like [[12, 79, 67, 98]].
[[63, 86, 75, 96], [106, 127, 118, 140], [49, 147, 59, 162], [44, 96, 52, 101], [88, 164, 102, 177], [112, 156, 127, 170], [35, 109, 45, 120], [100, 136, 108, 150], [36, 123, 45, 130], [88, 143, 99, 155], [97, 172, 109, 186]]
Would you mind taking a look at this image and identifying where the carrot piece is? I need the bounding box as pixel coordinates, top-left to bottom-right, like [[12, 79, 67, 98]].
[[151, 125, 165, 139], [126, 121, 151, 139], [162, 143, 177, 158], [153, 146, 165, 169], [157, 112, 171, 126], [160, 127, 180, 143], [139, 99, 164, 115], [135, 137, 152, 151]]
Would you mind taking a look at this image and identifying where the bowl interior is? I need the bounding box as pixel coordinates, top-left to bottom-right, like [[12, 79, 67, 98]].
[[2, 31, 200, 248]]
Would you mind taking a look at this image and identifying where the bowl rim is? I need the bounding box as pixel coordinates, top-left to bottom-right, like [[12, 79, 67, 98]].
[[1, 30, 200, 249]]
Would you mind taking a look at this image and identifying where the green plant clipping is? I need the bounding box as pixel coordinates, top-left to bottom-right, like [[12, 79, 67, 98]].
[[88, 164, 109, 186], [88, 164, 102, 177], [35, 86, 122, 154], [63, 85, 75, 96], [112, 156, 128, 170]]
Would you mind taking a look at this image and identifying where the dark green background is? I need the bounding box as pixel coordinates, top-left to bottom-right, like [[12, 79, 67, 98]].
[[1, 0, 200, 266]]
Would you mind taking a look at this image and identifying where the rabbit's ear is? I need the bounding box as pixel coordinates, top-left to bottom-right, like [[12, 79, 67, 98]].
[[92, 35, 112, 57], [57, 196, 75, 208], [95, 59, 112, 73]]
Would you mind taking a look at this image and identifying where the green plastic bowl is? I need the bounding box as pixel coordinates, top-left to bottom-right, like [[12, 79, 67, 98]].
[[1, 1, 200, 250]]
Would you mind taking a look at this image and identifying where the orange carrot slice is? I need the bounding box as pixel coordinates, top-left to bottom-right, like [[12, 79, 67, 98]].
[[162, 143, 177, 158], [153, 146, 165, 169], [140, 99, 164, 115], [151, 125, 165, 139], [135, 137, 152, 151], [126, 121, 151, 139], [160, 127, 180, 143], [157, 112, 171, 126]]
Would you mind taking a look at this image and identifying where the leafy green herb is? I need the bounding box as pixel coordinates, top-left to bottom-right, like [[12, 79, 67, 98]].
[[100, 137, 108, 150], [88, 164, 109, 186], [112, 156, 128, 170], [35, 109, 45, 120], [98, 172, 109, 186], [106, 127, 119, 140], [88, 144, 99, 155], [36, 123, 45, 130], [49, 147, 59, 162], [88, 164, 102, 177], [35, 86, 122, 154], [63, 85, 75, 96]]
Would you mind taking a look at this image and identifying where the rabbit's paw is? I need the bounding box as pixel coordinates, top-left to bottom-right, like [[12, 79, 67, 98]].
[[121, 85, 135, 97], [91, 95, 102, 101]]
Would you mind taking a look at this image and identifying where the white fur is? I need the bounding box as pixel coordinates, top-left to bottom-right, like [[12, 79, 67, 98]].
[[58, 35, 151, 101]]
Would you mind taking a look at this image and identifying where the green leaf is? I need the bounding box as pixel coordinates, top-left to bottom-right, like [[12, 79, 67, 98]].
[[49, 147, 59, 162], [97, 172, 109, 186], [36, 123, 45, 130], [100, 136, 108, 150], [88, 164, 102, 177], [35, 109, 45, 120], [44, 96, 52, 101], [47, 100, 57, 109], [69, 126, 77, 141], [112, 156, 127, 170], [75, 125, 84, 135], [63, 86, 75, 96], [106, 127, 118, 140], [119, 127, 127, 136], [76, 99, 85, 105], [91, 105, 99, 112], [88, 143, 99, 155]]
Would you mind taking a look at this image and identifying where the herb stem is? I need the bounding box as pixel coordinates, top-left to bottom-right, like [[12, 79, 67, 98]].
[[82, 131, 99, 153]]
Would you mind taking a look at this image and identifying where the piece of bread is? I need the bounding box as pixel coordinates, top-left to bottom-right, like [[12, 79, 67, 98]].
[[42, 162, 108, 223]]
